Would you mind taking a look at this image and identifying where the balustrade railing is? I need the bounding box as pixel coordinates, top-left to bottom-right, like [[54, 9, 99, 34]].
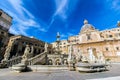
[[7, 56, 22, 67], [4, 51, 46, 67], [28, 52, 46, 65]]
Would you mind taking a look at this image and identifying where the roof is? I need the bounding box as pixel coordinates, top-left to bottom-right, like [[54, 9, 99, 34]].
[[80, 20, 96, 34]]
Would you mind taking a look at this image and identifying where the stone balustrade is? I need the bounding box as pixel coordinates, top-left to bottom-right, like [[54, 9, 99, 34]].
[[7, 56, 22, 67], [28, 52, 46, 65]]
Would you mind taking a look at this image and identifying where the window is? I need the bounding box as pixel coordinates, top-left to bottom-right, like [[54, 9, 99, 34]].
[[119, 33, 120, 36], [87, 34, 91, 40], [29, 43, 33, 45], [106, 47, 108, 51], [22, 42, 26, 45], [0, 12, 2, 16], [59, 43, 62, 45], [109, 35, 112, 38], [116, 47, 119, 50], [1, 31, 4, 35]]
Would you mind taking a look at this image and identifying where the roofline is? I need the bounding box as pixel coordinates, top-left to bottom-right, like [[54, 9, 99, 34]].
[[0, 9, 13, 19]]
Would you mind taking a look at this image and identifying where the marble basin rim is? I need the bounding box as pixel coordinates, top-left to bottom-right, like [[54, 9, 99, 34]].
[[76, 62, 108, 72]]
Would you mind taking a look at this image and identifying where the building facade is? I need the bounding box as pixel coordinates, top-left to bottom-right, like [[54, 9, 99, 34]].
[[52, 20, 120, 62], [0, 9, 13, 61], [3, 35, 53, 61]]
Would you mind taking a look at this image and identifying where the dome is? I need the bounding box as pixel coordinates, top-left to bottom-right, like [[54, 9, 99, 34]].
[[80, 20, 96, 34]]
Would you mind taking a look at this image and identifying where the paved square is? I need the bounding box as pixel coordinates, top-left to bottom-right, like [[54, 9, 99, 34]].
[[0, 64, 120, 80]]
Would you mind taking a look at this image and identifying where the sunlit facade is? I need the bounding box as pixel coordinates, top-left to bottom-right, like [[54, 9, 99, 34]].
[[52, 20, 120, 62]]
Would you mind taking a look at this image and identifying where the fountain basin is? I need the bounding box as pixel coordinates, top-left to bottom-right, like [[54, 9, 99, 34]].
[[29, 65, 68, 72], [12, 64, 28, 72], [76, 62, 108, 72]]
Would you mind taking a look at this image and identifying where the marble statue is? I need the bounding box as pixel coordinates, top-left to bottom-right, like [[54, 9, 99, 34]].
[[67, 44, 73, 62], [3, 46, 11, 61], [31, 46, 34, 54], [44, 43, 48, 52], [22, 45, 30, 60], [97, 52, 105, 63], [22, 45, 34, 60], [88, 47, 96, 63]]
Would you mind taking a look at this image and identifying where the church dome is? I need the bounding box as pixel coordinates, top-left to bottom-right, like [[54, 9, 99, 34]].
[[80, 20, 96, 34]]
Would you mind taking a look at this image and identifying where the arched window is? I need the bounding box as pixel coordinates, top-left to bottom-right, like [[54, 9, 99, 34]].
[[86, 33, 91, 40], [0, 12, 2, 16]]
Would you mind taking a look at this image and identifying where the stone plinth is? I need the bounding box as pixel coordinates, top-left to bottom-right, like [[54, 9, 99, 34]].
[[29, 65, 68, 72], [68, 60, 76, 71]]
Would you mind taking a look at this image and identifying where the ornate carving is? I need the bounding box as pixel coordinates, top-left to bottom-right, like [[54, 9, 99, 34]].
[[3, 46, 11, 61], [22, 45, 34, 60]]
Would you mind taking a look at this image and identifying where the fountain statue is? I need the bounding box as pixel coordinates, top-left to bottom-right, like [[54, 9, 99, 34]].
[[22, 45, 33, 60], [12, 45, 34, 72], [68, 44, 76, 71], [44, 43, 48, 52], [97, 51, 105, 63], [2, 46, 11, 61], [88, 47, 96, 63], [76, 47, 108, 72], [67, 44, 72, 62], [0, 46, 12, 68]]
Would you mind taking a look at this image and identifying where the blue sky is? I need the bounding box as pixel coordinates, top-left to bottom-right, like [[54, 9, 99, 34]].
[[0, 0, 120, 43]]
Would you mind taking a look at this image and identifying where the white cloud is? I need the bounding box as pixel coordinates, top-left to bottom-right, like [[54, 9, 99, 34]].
[[49, 0, 78, 30], [106, 0, 120, 12], [112, 0, 120, 10], [0, 0, 48, 37], [54, 0, 68, 19], [61, 34, 67, 38], [48, 0, 68, 28], [60, 32, 74, 39]]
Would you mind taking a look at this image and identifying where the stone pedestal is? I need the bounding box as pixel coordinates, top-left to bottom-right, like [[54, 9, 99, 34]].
[[12, 59, 30, 72], [68, 60, 76, 71], [0, 60, 7, 68]]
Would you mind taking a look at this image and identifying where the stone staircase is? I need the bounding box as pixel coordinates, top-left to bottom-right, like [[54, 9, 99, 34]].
[[0, 56, 22, 68], [1, 51, 47, 68], [10, 52, 47, 72], [28, 52, 47, 65], [0, 48, 6, 61], [7, 56, 22, 67]]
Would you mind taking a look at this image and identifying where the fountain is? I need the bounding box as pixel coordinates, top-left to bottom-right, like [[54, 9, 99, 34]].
[[12, 45, 33, 72], [67, 44, 76, 71], [76, 47, 108, 72]]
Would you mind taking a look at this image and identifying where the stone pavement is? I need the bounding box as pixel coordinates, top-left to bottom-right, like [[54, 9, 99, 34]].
[[0, 64, 120, 80]]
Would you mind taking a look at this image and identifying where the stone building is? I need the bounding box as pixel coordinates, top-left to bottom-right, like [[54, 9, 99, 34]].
[[3, 35, 53, 61], [47, 33, 68, 65], [52, 20, 120, 62], [0, 9, 13, 61], [52, 40, 68, 55]]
